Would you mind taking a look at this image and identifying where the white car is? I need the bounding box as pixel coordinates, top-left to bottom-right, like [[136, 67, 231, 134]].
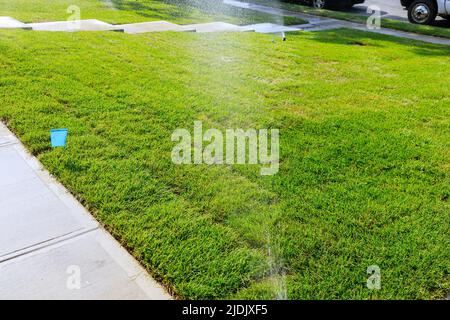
[[401, 0, 450, 24]]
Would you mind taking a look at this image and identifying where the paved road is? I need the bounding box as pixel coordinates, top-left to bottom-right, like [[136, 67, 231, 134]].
[[351, 0, 450, 26], [353, 0, 408, 20]]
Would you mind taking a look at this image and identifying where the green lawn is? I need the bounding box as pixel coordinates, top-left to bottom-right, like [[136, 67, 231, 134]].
[[0, 0, 306, 25], [0, 1, 449, 300], [249, 0, 450, 39]]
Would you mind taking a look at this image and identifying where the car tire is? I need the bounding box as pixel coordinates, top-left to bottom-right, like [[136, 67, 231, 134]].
[[312, 0, 328, 9], [407, 0, 437, 25]]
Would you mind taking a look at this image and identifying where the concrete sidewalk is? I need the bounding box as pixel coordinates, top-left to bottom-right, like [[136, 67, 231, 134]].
[[0, 123, 170, 300]]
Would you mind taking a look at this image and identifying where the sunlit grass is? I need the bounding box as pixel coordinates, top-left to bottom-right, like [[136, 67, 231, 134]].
[[0, 25, 448, 299], [0, 0, 306, 25]]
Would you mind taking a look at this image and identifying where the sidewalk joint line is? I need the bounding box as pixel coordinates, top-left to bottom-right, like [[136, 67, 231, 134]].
[[0, 226, 99, 264]]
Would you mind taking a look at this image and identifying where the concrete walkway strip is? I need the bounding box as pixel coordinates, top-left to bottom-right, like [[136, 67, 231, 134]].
[[352, 25, 450, 46], [0, 16, 31, 30], [2, 6, 448, 46], [241, 23, 301, 33], [183, 21, 245, 33], [0, 123, 170, 300], [27, 19, 124, 32], [119, 21, 196, 34]]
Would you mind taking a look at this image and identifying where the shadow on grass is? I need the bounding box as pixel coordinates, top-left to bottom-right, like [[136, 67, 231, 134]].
[[431, 19, 450, 28], [111, 0, 194, 20], [301, 28, 450, 57]]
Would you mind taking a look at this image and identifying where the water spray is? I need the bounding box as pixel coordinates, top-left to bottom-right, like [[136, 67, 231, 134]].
[[272, 31, 286, 43]]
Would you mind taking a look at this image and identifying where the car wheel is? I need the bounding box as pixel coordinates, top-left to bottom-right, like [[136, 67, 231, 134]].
[[407, 0, 437, 25], [312, 0, 327, 9]]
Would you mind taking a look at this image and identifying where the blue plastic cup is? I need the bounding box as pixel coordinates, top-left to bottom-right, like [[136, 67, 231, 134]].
[[50, 129, 68, 148]]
